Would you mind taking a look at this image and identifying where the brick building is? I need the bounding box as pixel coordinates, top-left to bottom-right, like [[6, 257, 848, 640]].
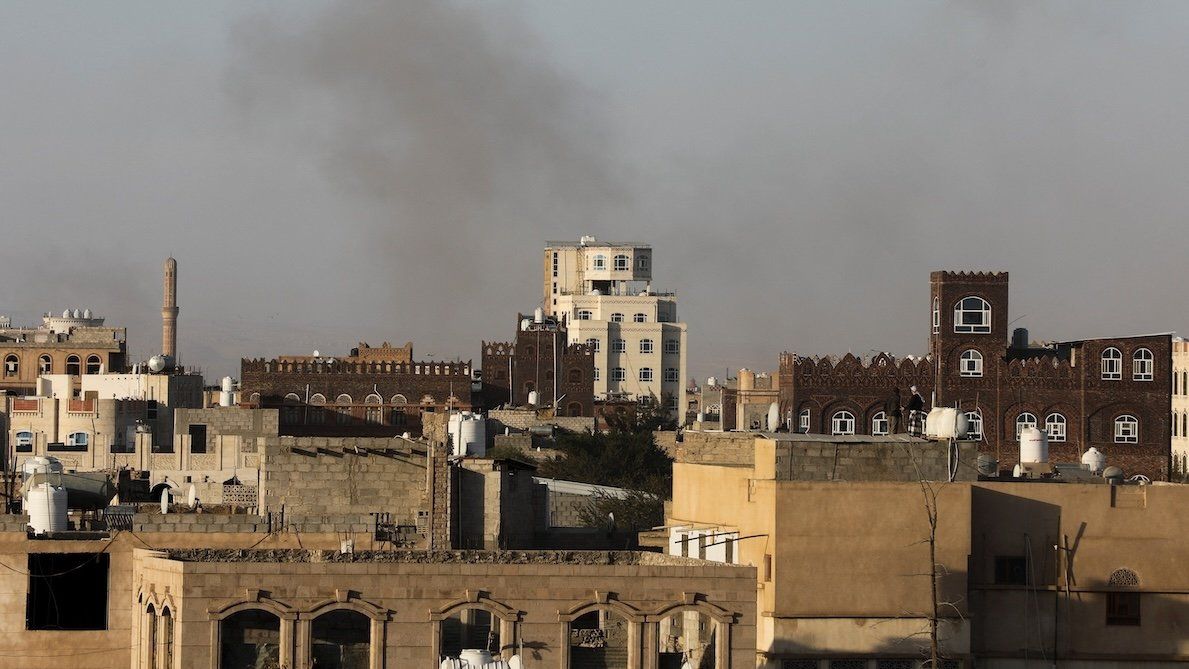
[[482, 314, 594, 417], [779, 271, 1172, 479], [240, 349, 474, 438], [0, 310, 126, 395]]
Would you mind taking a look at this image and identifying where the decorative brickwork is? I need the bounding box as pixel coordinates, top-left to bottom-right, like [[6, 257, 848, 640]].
[[482, 314, 594, 416]]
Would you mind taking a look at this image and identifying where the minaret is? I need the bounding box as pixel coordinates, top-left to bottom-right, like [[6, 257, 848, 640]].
[[162, 257, 178, 358]]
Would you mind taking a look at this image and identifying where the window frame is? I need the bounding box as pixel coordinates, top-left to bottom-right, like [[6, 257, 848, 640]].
[[610, 367, 626, 382], [798, 409, 810, 433], [610, 312, 625, 323], [1045, 413, 1067, 442], [585, 338, 600, 352], [639, 338, 654, 354], [611, 338, 626, 353], [592, 254, 607, 270], [3, 354, 18, 377], [1101, 347, 1122, 380], [1114, 414, 1139, 443], [576, 309, 593, 321], [965, 410, 983, 440], [959, 349, 984, 377], [1133, 348, 1154, 381], [633, 313, 647, 323], [639, 367, 654, 382], [1015, 412, 1038, 441], [613, 254, 629, 271], [953, 296, 992, 334], [663, 368, 679, 383], [871, 411, 889, 436], [664, 339, 680, 354], [830, 410, 856, 435]]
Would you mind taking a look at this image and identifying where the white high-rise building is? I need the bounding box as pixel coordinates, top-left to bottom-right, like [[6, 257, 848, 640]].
[[544, 236, 687, 418]]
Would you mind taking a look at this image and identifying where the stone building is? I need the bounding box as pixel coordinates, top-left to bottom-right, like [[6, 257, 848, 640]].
[[0, 309, 127, 395], [544, 237, 688, 418], [482, 313, 595, 416], [1172, 337, 1189, 476], [779, 271, 1173, 479], [240, 349, 474, 438], [668, 429, 1189, 668]]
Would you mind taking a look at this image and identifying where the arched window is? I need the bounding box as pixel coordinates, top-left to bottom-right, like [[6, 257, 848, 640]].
[[932, 296, 940, 334], [1106, 569, 1141, 626], [964, 411, 983, 440], [38, 355, 52, 374], [3, 354, 18, 377], [831, 410, 856, 435], [570, 610, 629, 669], [1015, 412, 1038, 441], [365, 393, 382, 404], [67, 432, 89, 448], [311, 609, 370, 668], [249, 392, 261, 406], [1133, 348, 1154, 381], [633, 313, 647, 323], [611, 339, 626, 353], [1101, 347, 1122, 380], [960, 349, 983, 377], [283, 393, 301, 403], [871, 411, 889, 436], [1045, 413, 1067, 442], [568, 368, 582, 383], [1114, 415, 1139, 443], [640, 338, 654, 354], [310, 393, 326, 405], [335, 394, 352, 405], [611, 313, 625, 323], [220, 609, 281, 668], [159, 608, 174, 669], [145, 604, 157, 669], [85, 355, 102, 374], [585, 337, 600, 352], [566, 401, 583, 417], [613, 254, 629, 271], [441, 607, 499, 659], [953, 296, 992, 333], [639, 368, 654, 382], [610, 367, 626, 382], [592, 254, 607, 270], [66, 355, 81, 376], [657, 609, 717, 669], [798, 409, 810, 433]]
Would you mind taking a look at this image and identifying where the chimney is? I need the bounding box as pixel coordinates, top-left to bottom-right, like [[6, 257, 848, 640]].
[[162, 257, 178, 358]]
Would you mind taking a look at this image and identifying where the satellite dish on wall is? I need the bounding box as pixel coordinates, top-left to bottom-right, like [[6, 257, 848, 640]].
[[187, 484, 198, 509], [160, 487, 170, 514]]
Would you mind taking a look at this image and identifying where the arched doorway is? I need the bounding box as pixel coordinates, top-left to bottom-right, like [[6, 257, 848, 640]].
[[570, 610, 629, 669], [311, 609, 370, 669], [220, 609, 281, 668], [441, 607, 499, 658], [657, 610, 716, 669]]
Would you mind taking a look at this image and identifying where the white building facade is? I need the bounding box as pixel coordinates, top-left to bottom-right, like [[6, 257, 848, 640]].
[[1174, 337, 1189, 476], [545, 237, 688, 418]]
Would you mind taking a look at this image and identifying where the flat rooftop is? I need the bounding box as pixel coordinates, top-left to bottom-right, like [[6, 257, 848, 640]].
[[545, 240, 651, 249], [161, 549, 732, 566]]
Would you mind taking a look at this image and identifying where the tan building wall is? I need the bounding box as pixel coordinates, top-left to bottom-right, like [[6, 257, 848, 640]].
[[1172, 337, 1188, 475]]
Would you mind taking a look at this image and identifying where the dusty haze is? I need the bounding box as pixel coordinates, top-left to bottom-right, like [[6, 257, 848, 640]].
[[1, 1, 1187, 381]]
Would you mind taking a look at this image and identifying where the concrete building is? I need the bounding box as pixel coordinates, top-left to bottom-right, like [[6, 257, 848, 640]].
[[667, 429, 1189, 668], [545, 237, 687, 418], [0, 308, 127, 395], [778, 271, 1174, 479], [1173, 337, 1189, 476]]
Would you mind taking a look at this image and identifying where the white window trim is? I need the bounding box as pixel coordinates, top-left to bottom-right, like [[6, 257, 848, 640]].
[[1114, 415, 1139, 443], [798, 409, 810, 432], [1133, 348, 1154, 381], [1045, 413, 1067, 442], [964, 411, 983, 440], [1101, 347, 1122, 380], [960, 349, 983, 377], [953, 296, 992, 334], [1015, 412, 1038, 441], [831, 410, 856, 435], [871, 411, 889, 436]]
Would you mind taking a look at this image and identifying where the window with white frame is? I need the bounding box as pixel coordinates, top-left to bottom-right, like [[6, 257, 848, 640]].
[[610, 367, 626, 381], [585, 337, 600, 352], [1045, 413, 1067, 442], [639, 368, 654, 382], [67, 432, 89, 448], [831, 410, 856, 435], [798, 409, 810, 432], [633, 313, 647, 323], [15, 431, 33, 451], [576, 309, 593, 321], [611, 313, 625, 323], [960, 349, 983, 377], [964, 411, 983, 440], [932, 297, 940, 334], [639, 338, 654, 354], [664, 368, 679, 382], [611, 338, 626, 353], [613, 254, 629, 271], [953, 296, 992, 333], [1133, 348, 1153, 381], [1114, 415, 1138, 443], [871, 411, 889, 436], [664, 339, 680, 354], [1015, 412, 1038, 441], [1101, 347, 1122, 380], [592, 254, 606, 270]]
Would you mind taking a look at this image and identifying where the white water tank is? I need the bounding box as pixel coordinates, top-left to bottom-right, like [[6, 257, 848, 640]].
[[766, 402, 780, 431], [459, 649, 494, 669], [22, 457, 63, 479], [528, 390, 539, 407], [1020, 427, 1049, 464], [27, 483, 68, 534], [707, 376, 718, 387], [449, 412, 487, 457], [1082, 447, 1106, 473], [221, 376, 235, 393], [925, 408, 968, 440], [533, 307, 544, 323]]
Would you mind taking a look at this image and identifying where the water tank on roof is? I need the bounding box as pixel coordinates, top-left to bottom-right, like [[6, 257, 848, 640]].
[[925, 407, 968, 440], [62, 309, 71, 319], [738, 369, 755, 391], [1020, 427, 1049, 464], [1082, 447, 1106, 474], [766, 403, 780, 431], [528, 390, 539, 407], [1012, 328, 1030, 349], [22, 457, 63, 479], [707, 376, 717, 387], [534, 307, 544, 324], [27, 483, 68, 534], [1103, 466, 1125, 485], [148, 355, 167, 373], [72, 309, 80, 319], [83, 308, 92, 319]]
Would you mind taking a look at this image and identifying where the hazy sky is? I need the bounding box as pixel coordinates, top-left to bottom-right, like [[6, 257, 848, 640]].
[[3, 1, 1188, 381]]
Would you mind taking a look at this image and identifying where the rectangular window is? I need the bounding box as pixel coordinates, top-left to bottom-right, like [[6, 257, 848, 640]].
[[679, 533, 688, 557], [664, 340, 680, 354], [664, 368, 679, 383], [576, 310, 592, 321], [593, 368, 600, 381], [994, 556, 1027, 585], [188, 424, 208, 454], [639, 339, 654, 354], [639, 368, 654, 382], [1107, 591, 1141, 626], [611, 339, 626, 353], [611, 368, 626, 382], [724, 537, 734, 564], [763, 554, 772, 582], [552, 252, 558, 277], [27, 553, 109, 630]]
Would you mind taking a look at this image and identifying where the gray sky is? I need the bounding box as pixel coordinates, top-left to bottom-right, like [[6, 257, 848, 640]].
[[3, 1, 1188, 381]]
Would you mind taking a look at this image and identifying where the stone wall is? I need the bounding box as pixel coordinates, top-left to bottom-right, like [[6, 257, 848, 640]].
[[488, 409, 595, 434], [665, 431, 757, 466], [772, 437, 978, 482]]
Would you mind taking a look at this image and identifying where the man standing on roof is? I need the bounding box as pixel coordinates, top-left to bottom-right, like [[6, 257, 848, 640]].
[[885, 388, 902, 433], [906, 385, 925, 436]]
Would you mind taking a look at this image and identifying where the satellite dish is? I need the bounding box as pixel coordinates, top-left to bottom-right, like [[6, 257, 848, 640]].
[[160, 487, 170, 514], [187, 484, 198, 509], [508, 656, 523, 669]]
